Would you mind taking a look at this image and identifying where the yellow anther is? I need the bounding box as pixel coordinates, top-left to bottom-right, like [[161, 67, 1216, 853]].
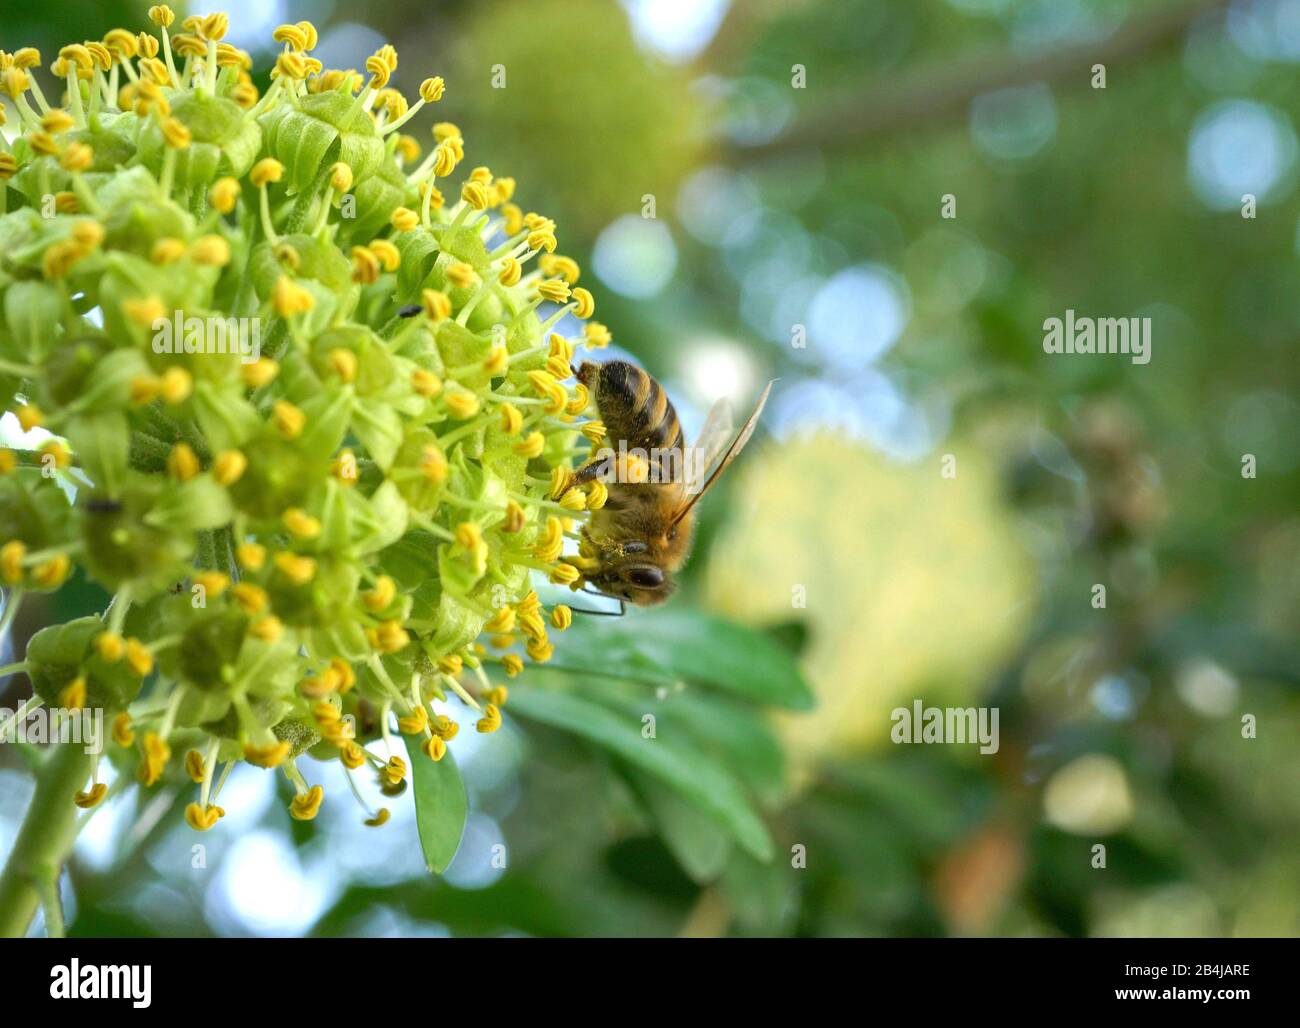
[[513, 431, 545, 459], [243, 740, 292, 768], [39, 440, 71, 470], [125, 637, 154, 676], [249, 616, 283, 642], [16, 404, 42, 431], [421, 289, 451, 321], [112, 713, 134, 747], [533, 516, 564, 563], [250, 158, 284, 189], [362, 575, 397, 612], [167, 442, 200, 481], [73, 783, 107, 809], [372, 620, 410, 654], [213, 449, 247, 485], [420, 445, 448, 483], [551, 604, 573, 630], [526, 637, 554, 663], [445, 261, 476, 290], [397, 704, 428, 735], [232, 582, 268, 614], [378, 755, 406, 789], [0, 543, 24, 582], [585, 479, 609, 510], [444, 387, 480, 419], [272, 399, 305, 438], [161, 117, 191, 149], [498, 257, 522, 286], [411, 369, 442, 398], [455, 523, 483, 552], [502, 500, 525, 533], [476, 703, 502, 734], [184, 749, 206, 782], [190, 235, 230, 266], [272, 276, 314, 317], [138, 732, 171, 786], [585, 322, 612, 348], [209, 176, 240, 215], [283, 508, 321, 539], [461, 180, 489, 210], [184, 802, 222, 831], [369, 239, 400, 271], [422, 735, 447, 761], [60, 142, 93, 172], [350, 246, 381, 285], [419, 76, 445, 103], [536, 278, 570, 305], [391, 206, 419, 232], [340, 742, 365, 769], [502, 654, 523, 677], [526, 369, 568, 415], [290, 785, 324, 820], [235, 542, 266, 571], [160, 366, 192, 404], [273, 551, 317, 586], [539, 254, 581, 284], [123, 296, 166, 328], [499, 403, 523, 435], [549, 562, 581, 585], [329, 161, 353, 192], [483, 345, 508, 376], [150, 238, 185, 265], [241, 357, 279, 388], [58, 676, 86, 710], [485, 607, 516, 633], [272, 24, 309, 50], [365, 807, 391, 827], [192, 570, 230, 598]]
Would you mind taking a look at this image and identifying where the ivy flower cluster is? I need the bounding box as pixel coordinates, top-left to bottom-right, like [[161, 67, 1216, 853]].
[[0, 10, 617, 829]]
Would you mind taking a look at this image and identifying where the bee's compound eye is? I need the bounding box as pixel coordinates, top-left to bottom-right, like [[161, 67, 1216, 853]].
[[625, 566, 664, 589]]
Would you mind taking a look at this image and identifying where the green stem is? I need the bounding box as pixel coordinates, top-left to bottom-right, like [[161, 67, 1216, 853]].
[[0, 743, 94, 937]]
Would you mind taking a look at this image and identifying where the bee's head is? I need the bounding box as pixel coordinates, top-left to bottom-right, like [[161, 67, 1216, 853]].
[[591, 561, 674, 606]]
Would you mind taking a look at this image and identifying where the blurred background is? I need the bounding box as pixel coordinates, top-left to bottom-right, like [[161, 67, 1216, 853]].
[[1, 0, 1298, 937]]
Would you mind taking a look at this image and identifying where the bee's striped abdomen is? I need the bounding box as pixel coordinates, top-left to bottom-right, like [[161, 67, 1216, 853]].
[[584, 360, 683, 454]]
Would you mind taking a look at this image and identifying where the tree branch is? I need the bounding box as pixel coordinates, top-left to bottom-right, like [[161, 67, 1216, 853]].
[[729, 0, 1230, 160]]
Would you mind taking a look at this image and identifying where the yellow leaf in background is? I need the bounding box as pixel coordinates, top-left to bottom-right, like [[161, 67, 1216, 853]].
[[705, 434, 1034, 769]]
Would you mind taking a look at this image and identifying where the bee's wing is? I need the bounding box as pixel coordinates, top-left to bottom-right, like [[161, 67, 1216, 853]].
[[671, 380, 774, 525], [684, 396, 735, 496]]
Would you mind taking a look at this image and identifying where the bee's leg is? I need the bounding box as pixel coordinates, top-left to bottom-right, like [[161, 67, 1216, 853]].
[[568, 589, 625, 617], [567, 601, 625, 617], [558, 454, 610, 498]]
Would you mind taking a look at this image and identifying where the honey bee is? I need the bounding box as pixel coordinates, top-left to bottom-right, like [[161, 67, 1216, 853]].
[[561, 359, 772, 609]]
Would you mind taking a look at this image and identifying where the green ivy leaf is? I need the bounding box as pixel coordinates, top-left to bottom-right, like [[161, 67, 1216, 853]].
[[551, 609, 814, 710], [508, 684, 774, 862], [402, 734, 468, 874]]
